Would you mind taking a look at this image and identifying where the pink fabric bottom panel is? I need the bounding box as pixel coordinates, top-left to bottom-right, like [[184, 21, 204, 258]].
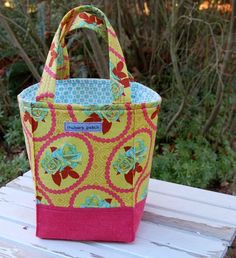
[[36, 198, 146, 242]]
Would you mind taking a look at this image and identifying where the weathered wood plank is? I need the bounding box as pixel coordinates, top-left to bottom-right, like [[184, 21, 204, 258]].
[[2, 185, 235, 246], [2, 171, 235, 257], [0, 194, 228, 257], [146, 191, 236, 227], [138, 221, 227, 256], [143, 208, 236, 243], [7, 175, 236, 228], [2, 185, 235, 243], [93, 239, 207, 258], [0, 218, 139, 258], [23, 172, 236, 211], [23, 171, 236, 210], [4, 174, 236, 240], [0, 216, 200, 258], [144, 202, 236, 237], [149, 179, 236, 211], [0, 201, 35, 226], [0, 186, 35, 208], [6, 176, 34, 193], [23, 172, 236, 213], [0, 238, 64, 258], [23, 171, 32, 178]]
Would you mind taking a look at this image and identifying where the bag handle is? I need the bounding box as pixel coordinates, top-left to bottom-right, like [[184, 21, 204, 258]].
[[36, 5, 131, 104], [56, 14, 134, 82]]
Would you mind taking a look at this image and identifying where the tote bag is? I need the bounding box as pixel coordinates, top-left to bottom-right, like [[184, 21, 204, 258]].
[[18, 5, 161, 242]]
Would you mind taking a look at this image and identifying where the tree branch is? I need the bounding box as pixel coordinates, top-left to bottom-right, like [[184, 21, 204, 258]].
[[0, 14, 41, 81], [202, 0, 236, 135], [165, 0, 186, 134], [85, 30, 109, 78]]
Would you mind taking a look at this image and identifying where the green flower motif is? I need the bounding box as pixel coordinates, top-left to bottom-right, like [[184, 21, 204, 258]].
[[41, 151, 62, 175], [101, 106, 124, 122], [111, 81, 124, 100], [31, 108, 48, 122], [62, 143, 82, 165], [113, 154, 135, 175], [113, 139, 147, 175], [52, 143, 82, 171], [80, 194, 112, 208], [83, 105, 124, 122], [41, 143, 82, 175], [134, 139, 147, 163], [83, 105, 103, 119]]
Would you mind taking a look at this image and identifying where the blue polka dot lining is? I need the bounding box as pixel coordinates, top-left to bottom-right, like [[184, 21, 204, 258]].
[[19, 79, 161, 105]]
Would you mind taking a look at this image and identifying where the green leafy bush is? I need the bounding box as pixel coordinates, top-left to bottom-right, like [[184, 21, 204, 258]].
[[0, 1, 235, 190], [0, 152, 29, 187], [4, 113, 25, 147], [152, 137, 236, 189]]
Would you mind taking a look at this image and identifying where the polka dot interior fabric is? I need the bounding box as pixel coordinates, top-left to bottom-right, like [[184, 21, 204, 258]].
[[19, 79, 161, 106]]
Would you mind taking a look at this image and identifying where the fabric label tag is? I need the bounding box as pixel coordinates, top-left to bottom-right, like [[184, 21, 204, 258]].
[[64, 122, 102, 133]]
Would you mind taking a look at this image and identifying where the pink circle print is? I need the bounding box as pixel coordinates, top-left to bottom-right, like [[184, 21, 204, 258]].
[[105, 128, 153, 193], [141, 103, 160, 131], [23, 102, 56, 142], [69, 185, 125, 207], [35, 132, 94, 194]]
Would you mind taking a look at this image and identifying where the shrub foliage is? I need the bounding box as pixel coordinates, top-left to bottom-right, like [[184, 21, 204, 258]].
[[0, 0, 235, 190]]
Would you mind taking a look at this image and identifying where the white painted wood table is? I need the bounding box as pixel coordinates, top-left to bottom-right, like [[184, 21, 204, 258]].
[[0, 171, 236, 258]]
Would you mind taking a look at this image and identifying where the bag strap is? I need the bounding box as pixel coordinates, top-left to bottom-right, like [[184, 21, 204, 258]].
[[57, 15, 134, 82], [36, 5, 131, 104]]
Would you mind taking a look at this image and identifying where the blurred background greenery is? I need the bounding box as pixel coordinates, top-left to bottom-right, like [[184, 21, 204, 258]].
[[0, 0, 236, 193]]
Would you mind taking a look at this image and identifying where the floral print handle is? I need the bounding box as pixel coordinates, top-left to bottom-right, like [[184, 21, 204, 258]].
[[36, 5, 131, 104]]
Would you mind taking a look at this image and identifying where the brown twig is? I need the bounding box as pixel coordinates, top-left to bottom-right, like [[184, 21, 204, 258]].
[[202, 0, 236, 136], [165, 0, 186, 134], [85, 30, 108, 78], [0, 13, 46, 62], [0, 14, 40, 81]]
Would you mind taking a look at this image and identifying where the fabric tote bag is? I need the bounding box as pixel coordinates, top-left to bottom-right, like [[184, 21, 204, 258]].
[[18, 5, 161, 242]]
